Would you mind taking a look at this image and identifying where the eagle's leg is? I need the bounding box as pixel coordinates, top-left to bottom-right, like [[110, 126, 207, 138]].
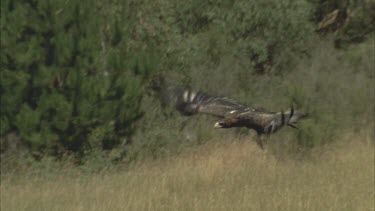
[[263, 133, 270, 146], [255, 133, 264, 150], [179, 117, 191, 131]]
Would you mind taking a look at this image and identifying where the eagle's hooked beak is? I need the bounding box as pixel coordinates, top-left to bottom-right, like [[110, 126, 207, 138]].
[[214, 122, 223, 128]]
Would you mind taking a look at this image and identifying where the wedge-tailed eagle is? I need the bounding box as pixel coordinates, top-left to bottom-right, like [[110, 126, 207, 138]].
[[153, 83, 307, 149]]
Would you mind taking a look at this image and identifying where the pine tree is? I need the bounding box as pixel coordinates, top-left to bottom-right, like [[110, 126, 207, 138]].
[[1, 0, 155, 158]]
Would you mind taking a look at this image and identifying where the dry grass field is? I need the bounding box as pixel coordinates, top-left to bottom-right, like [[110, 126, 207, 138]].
[[1, 136, 374, 211]]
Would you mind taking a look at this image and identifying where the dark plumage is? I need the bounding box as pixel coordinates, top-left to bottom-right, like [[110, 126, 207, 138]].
[[154, 84, 307, 149]]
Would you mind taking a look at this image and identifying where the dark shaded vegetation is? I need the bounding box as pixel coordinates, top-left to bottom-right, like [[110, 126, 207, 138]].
[[1, 0, 374, 171]]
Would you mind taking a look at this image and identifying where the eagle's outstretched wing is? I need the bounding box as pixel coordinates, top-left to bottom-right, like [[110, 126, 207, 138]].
[[164, 86, 247, 117]]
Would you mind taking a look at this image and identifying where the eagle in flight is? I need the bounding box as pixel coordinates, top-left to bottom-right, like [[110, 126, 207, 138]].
[[153, 83, 307, 149]]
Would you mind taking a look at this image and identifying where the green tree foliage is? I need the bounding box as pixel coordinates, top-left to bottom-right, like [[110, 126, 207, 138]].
[[0, 0, 373, 163], [1, 0, 156, 158]]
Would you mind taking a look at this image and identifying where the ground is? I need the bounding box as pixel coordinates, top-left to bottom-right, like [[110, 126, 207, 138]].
[[1, 135, 374, 211]]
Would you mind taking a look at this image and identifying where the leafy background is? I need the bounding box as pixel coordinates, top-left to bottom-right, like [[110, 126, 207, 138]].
[[1, 0, 374, 170]]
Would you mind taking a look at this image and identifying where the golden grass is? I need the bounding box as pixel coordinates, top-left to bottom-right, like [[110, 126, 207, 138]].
[[1, 137, 374, 211]]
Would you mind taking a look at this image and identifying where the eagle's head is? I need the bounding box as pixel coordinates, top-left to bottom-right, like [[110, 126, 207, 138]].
[[214, 121, 232, 128], [214, 116, 243, 129]]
